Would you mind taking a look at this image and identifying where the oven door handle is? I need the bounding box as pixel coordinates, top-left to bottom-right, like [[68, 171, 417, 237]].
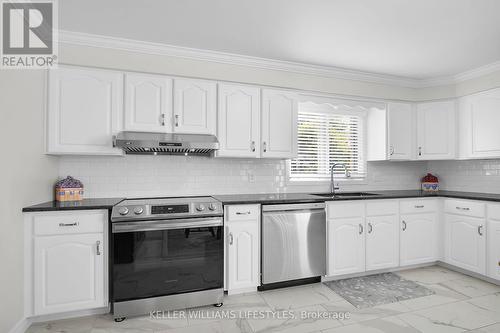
[[112, 217, 223, 233]]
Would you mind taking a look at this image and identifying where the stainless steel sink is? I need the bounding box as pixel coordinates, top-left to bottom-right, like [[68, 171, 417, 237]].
[[312, 192, 380, 198]]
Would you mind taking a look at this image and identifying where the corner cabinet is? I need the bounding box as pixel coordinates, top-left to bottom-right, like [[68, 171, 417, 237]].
[[47, 66, 124, 155], [487, 204, 500, 280], [416, 100, 456, 160], [224, 205, 260, 294], [173, 78, 217, 135], [261, 89, 298, 158], [458, 88, 500, 159], [24, 210, 108, 317], [217, 84, 261, 158], [124, 73, 173, 132]]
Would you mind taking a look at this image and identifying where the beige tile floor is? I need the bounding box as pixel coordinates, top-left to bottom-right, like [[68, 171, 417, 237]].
[[26, 266, 500, 333]]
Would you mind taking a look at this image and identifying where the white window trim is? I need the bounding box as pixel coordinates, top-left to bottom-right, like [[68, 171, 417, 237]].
[[287, 98, 372, 184]]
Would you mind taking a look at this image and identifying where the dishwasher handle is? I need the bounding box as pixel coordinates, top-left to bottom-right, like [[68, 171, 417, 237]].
[[262, 202, 325, 212]]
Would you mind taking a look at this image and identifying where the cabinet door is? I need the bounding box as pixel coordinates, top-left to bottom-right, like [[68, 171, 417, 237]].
[[47, 66, 123, 155], [445, 214, 486, 274], [365, 215, 399, 271], [327, 217, 365, 276], [226, 221, 259, 291], [400, 213, 437, 266], [458, 88, 500, 159], [261, 89, 298, 158], [173, 78, 216, 134], [124, 73, 172, 132], [217, 84, 260, 157], [388, 102, 414, 160], [416, 101, 456, 160], [487, 219, 500, 280], [34, 233, 105, 315]]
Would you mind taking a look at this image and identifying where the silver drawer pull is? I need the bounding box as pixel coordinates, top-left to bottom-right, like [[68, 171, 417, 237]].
[[415, 205, 424, 209], [175, 114, 179, 127], [160, 114, 166, 126], [359, 223, 363, 235], [456, 206, 470, 211], [250, 141, 256, 152], [478, 225, 483, 236], [402, 220, 407, 231], [96, 240, 101, 255], [59, 222, 78, 227], [368, 222, 373, 234], [229, 233, 234, 245], [236, 211, 251, 215]]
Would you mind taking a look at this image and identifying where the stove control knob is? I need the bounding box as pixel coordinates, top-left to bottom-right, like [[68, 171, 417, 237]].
[[208, 203, 218, 211], [133, 207, 144, 215], [118, 207, 129, 216], [196, 204, 205, 212]]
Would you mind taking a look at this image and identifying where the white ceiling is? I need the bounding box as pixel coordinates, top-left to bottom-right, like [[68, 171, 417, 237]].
[[60, 0, 500, 80]]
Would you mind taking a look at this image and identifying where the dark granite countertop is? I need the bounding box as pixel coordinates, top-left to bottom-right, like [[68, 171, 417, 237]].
[[22, 198, 125, 212], [213, 190, 500, 205]]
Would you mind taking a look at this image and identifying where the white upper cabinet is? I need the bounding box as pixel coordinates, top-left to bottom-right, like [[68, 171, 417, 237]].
[[47, 66, 123, 155], [217, 83, 261, 158], [261, 89, 298, 159], [416, 100, 456, 160], [173, 78, 217, 135], [387, 102, 414, 160], [458, 88, 500, 159], [124, 73, 173, 132]]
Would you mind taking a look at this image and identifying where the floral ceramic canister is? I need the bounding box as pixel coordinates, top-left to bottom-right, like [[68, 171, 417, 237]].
[[55, 176, 84, 201], [421, 173, 439, 192]]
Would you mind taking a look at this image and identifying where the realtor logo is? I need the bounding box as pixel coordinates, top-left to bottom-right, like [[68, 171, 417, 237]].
[[1, 0, 58, 69]]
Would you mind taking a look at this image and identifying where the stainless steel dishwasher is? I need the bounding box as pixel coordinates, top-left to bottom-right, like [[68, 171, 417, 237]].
[[262, 202, 326, 285]]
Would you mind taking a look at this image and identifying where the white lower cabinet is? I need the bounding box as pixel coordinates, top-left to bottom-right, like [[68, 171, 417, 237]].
[[400, 213, 437, 266], [487, 204, 500, 280], [25, 210, 108, 317], [34, 233, 105, 315], [365, 214, 399, 271], [225, 205, 260, 294], [328, 216, 365, 276], [445, 213, 486, 274]]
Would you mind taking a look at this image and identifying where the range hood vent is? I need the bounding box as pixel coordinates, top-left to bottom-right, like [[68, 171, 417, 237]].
[[113, 131, 219, 156]]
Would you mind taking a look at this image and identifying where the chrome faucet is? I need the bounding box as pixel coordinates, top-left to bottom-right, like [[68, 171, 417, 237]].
[[330, 163, 351, 196]]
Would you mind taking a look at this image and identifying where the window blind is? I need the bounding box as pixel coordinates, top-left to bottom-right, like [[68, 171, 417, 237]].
[[290, 108, 366, 181]]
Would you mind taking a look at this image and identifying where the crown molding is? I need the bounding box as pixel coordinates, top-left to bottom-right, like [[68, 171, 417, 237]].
[[59, 30, 500, 89]]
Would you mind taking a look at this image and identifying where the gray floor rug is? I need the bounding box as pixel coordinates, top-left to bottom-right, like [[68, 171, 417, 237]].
[[323, 272, 435, 309]]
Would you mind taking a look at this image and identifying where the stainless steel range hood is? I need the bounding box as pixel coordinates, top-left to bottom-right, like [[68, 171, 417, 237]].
[[113, 131, 219, 156]]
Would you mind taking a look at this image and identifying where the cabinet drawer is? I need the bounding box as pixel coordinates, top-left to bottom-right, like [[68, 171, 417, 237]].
[[400, 200, 437, 214], [327, 202, 365, 219], [444, 199, 485, 218], [226, 205, 260, 221], [33, 211, 106, 235], [366, 200, 398, 216], [488, 204, 500, 221]]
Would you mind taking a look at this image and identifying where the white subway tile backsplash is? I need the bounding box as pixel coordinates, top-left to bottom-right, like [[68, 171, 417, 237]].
[[58, 156, 427, 198]]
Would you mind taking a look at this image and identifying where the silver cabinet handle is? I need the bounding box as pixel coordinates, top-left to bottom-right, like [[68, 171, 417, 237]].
[[175, 114, 179, 127], [96, 240, 101, 255], [229, 233, 234, 245], [456, 206, 471, 211], [368, 222, 373, 234], [236, 211, 251, 215], [389, 146, 394, 156], [263, 141, 267, 153], [59, 222, 78, 227], [402, 220, 407, 231], [250, 141, 256, 152], [415, 205, 424, 209], [418, 147, 422, 156], [160, 114, 166, 126], [359, 223, 364, 235], [478, 225, 483, 236]]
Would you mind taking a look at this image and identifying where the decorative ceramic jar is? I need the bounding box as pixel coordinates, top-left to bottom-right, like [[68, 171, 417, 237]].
[[421, 173, 439, 192], [55, 176, 84, 201]]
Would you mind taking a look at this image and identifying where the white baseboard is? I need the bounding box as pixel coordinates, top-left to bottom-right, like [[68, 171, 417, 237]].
[[437, 261, 500, 286], [28, 306, 109, 324], [8, 318, 31, 333], [321, 262, 436, 282]]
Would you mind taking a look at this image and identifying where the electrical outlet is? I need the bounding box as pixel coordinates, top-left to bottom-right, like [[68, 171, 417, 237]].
[[247, 171, 255, 183]]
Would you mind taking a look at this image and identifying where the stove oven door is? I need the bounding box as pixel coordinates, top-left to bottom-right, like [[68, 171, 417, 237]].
[[111, 217, 223, 303]]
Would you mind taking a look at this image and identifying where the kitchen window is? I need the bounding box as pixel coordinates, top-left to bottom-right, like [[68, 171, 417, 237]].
[[289, 99, 370, 182]]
